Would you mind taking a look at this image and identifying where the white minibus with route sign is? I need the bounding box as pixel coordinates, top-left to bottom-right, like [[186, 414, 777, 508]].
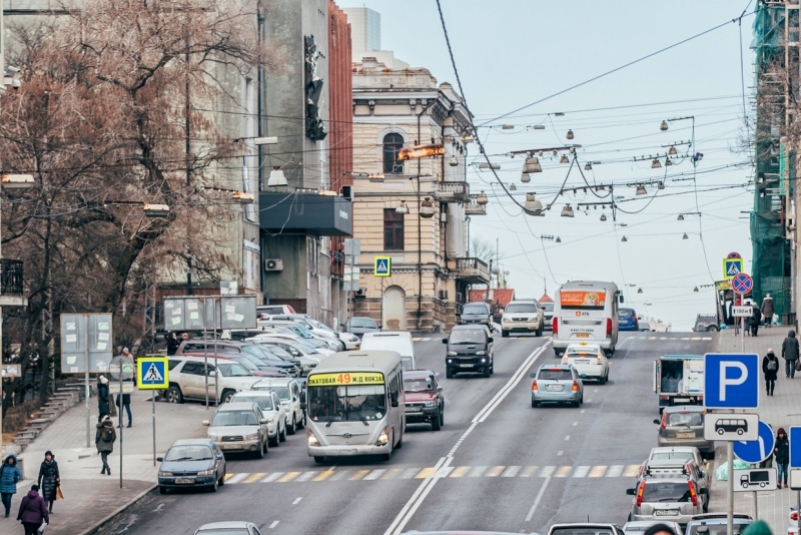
[[305, 350, 405, 463], [552, 281, 621, 357]]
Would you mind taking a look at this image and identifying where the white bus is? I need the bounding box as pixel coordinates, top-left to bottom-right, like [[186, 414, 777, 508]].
[[552, 281, 621, 357], [305, 350, 405, 463]]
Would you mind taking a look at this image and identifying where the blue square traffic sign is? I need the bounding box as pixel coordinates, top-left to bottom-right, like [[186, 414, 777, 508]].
[[790, 427, 801, 468], [136, 356, 169, 390], [703, 353, 759, 409]]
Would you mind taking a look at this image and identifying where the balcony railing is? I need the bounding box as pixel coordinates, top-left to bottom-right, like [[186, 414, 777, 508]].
[[0, 259, 24, 296], [465, 194, 487, 215], [455, 257, 490, 283], [436, 181, 470, 203]]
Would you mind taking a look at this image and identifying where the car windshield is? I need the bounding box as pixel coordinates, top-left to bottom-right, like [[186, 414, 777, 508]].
[[550, 529, 615, 535], [216, 363, 251, 377], [567, 346, 601, 356], [164, 445, 214, 462], [538, 369, 572, 380], [462, 303, 488, 314], [308, 384, 386, 422], [686, 522, 751, 535], [350, 317, 377, 329], [619, 309, 635, 318], [196, 530, 250, 535], [229, 356, 259, 371], [404, 377, 434, 392], [232, 395, 274, 411], [667, 412, 703, 427], [642, 481, 692, 502], [650, 451, 694, 461], [267, 387, 291, 401], [449, 329, 486, 344], [542, 303, 554, 312], [506, 303, 538, 314], [264, 345, 294, 359], [209, 410, 259, 426]]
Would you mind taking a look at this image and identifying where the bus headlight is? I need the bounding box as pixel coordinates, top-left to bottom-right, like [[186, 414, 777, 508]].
[[376, 427, 390, 446], [307, 429, 320, 447]]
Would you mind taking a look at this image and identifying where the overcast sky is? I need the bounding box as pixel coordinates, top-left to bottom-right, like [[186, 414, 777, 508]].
[[338, 0, 755, 330]]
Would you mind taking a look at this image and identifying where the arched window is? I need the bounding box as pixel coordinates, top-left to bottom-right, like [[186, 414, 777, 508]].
[[383, 133, 404, 174]]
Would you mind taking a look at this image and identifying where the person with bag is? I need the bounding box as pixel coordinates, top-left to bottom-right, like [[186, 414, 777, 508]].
[[751, 305, 761, 337], [0, 454, 22, 517], [782, 330, 800, 378], [775, 427, 790, 488], [762, 348, 780, 396], [16, 484, 48, 535], [36, 452, 59, 514], [95, 415, 116, 475], [97, 375, 110, 422]]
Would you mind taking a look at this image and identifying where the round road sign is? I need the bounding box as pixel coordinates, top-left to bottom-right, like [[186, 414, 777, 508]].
[[731, 273, 753, 295], [109, 356, 134, 381], [727, 252, 742, 259]]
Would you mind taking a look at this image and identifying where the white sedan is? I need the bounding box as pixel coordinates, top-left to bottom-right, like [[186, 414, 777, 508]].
[[561, 342, 609, 384]]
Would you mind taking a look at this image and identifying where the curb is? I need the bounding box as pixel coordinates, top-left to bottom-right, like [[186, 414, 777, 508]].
[[76, 483, 157, 535]]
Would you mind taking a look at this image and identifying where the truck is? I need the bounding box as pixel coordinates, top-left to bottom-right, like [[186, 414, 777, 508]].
[[653, 354, 704, 412]]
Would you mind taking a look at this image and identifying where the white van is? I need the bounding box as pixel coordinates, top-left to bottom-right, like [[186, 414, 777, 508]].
[[360, 332, 416, 370], [552, 281, 621, 357]]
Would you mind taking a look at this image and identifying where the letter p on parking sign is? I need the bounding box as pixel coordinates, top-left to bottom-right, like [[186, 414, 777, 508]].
[[704, 353, 759, 409]]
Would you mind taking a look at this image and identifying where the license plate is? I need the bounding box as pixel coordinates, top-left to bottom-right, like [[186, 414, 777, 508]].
[[676, 432, 695, 438], [175, 478, 194, 484], [222, 444, 241, 450], [654, 510, 679, 517], [673, 398, 690, 403], [460, 363, 474, 368], [546, 384, 564, 392], [575, 359, 590, 364], [575, 333, 590, 338]]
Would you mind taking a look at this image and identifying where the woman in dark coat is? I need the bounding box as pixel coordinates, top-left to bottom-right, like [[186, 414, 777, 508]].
[[96, 415, 117, 475], [97, 375, 110, 422], [17, 484, 48, 535], [762, 348, 780, 396], [36, 451, 59, 514]]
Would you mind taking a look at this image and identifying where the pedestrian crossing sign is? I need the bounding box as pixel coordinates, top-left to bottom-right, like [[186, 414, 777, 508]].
[[136, 356, 169, 390], [723, 258, 743, 280], [374, 256, 391, 277]]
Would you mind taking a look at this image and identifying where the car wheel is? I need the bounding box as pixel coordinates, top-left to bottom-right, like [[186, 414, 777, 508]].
[[209, 477, 218, 493], [270, 433, 279, 447], [279, 423, 287, 442], [219, 470, 226, 486], [440, 404, 445, 426], [482, 366, 490, 378], [490, 358, 494, 374], [446, 368, 454, 379], [431, 409, 442, 431], [287, 415, 297, 436], [221, 389, 235, 404], [706, 325, 719, 332], [256, 440, 265, 459], [297, 412, 306, 430], [531, 400, 539, 408], [536, 324, 543, 337], [502, 330, 508, 338], [314, 456, 326, 464], [165, 386, 183, 404], [159, 486, 167, 495]]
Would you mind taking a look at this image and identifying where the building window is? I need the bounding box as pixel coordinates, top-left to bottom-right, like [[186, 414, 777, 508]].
[[384, 209, 404, 250], [383, 133, 404, 174]]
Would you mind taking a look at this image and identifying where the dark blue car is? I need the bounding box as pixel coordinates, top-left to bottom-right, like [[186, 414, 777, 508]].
[[618, 308, 639, 331], [157, 438, 226, 494]]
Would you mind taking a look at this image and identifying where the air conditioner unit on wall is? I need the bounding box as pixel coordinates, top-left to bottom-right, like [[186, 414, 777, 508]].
[[264, 259, 284, 272], [355, 287, 367, 297]]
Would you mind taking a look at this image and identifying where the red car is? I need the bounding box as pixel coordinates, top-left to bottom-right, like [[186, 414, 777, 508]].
[[402, 370, 445, 431]]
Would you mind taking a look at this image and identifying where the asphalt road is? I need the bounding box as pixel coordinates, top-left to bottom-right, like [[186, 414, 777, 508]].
[[96, 331, 717, 535]]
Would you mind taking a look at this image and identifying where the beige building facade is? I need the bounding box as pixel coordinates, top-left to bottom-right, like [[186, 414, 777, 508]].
[[349, 57, 489, 332]]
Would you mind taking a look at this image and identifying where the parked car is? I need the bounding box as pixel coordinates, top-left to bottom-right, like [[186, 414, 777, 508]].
[[250, 377, 306, 434], [638, 458, 710, 507], [195, 522, 263, 535], [157, 438, 226, 494], [177, 340, 301, 376], [202, 401, 269, 459], [402, 370, 444, 430], [261, 315, 345, 351], [164, 356, 262, 404], [530, 365, 584, 408], [257, 304, 296, 319], [685, 513, 752, 535], [459, 301, 493, 327], [258, 320, 340, 352], [638, 446, 708, 480], [178, 352, 290, 378], [343, 316, 380, 339], [626, 470, 708, 524], [654, 405, 714, 458], [548, 524, 626, 535], [443, 325, 494, 378], [693, 314, 719, 332], [618, 308, 639, 331], [231, 390, 287, 446], [501, 300, 545, 337], [622, 521, 682, 535]]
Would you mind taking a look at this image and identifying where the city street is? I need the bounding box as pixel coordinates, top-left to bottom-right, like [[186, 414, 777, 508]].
[[95, 332, 717, 535]]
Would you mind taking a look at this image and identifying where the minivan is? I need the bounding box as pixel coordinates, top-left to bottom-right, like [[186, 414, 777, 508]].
[[360, 331, 416, 370], [442, 325, 494, 378]]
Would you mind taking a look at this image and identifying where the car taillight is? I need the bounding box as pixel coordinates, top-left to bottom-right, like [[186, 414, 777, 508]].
[[659, 412, 667, 430], [688, 480, 697, 506], [596, 356, 603, 365], [531, 380, 538, 391], [572, 380, 579, 392], [636, 481, 645, 507], [606, 318, 612, 336], [552, 317, 558, 335], [791, 511, 798, 522]]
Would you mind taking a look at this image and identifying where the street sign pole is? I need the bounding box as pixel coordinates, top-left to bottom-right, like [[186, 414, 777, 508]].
[[118, 370, 123, 489], [85, 353, 90, 448], [753, 490, 758, 520], [727, 441, 733, 535], [151, 390, 156, 466]]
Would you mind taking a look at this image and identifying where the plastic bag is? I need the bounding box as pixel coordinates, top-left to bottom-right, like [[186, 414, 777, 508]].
[[716, 460, 752, 481]]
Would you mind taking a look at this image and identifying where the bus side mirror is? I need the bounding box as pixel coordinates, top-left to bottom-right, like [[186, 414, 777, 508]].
[[619, 294, 624, 303]]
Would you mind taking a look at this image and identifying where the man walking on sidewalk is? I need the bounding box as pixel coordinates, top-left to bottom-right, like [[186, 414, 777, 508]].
[[782, 330, 800, 378], [763, 349, 779, 396], [775, 427, 790, 488]]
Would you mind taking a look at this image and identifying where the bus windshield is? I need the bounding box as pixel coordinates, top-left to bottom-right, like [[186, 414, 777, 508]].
[[308, 384, 386, 422]]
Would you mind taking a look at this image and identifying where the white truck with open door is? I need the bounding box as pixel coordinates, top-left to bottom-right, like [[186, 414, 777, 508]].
[[654, 354, 704, 413]]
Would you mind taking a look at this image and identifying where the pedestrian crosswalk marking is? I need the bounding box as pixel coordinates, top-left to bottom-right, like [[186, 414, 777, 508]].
[[222, 464, 643, 484], [412, 337, 422, 342]]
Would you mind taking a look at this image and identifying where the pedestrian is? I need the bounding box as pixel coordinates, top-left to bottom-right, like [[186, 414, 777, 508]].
[[741, 520, 773, 535], [96, 415, 116, 475], [166, 332, 179, 356], [36, 451, 59, 514], [762, 293, 775, 328], [763, 348, 780, 396], [643, 524, 677, 535], [116, 387, 132, 428], [16, 484, 48, 535], [751, 305, 761, 337], [776, 427, 790, 488], [782, 329, 800, 378], [181, 332, 189, 343], [0, 454, 22, 518], [97, 375, 110, 422]]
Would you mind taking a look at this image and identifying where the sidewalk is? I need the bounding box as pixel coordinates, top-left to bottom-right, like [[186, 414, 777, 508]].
[[709, 327, 800, 533], [0, 389, 209, 535]]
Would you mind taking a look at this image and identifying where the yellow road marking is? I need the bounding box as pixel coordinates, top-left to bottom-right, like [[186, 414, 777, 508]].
[[224, 473, 234, 481], [449, 466, 471, 478], [381, 469, 403, 480], [277, 472, 301, 482], [242, 473, 266, 484], [623, 465, 641, 477], [554, 466, 572, 478], [485, 466, 505, 477], [520, 466, 539, 478], [415, 467, 437, 479], [312, 471, 335, 482], [349, 470, 370, 481], [588, 466, 607, 478], [412, 337, 422, 342]]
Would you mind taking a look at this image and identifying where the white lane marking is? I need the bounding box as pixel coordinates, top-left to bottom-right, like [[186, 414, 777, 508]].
[[295, 471, 317, 482], [292, 497, 302, 505], [540, 466, 556, 477], [573, 466, 590, 478], [364, 469, 387, 481], [648, 336, 657, 340], [467, 466, 487, 477], [617, 337, 632, 348], [580, 409, 586, 414], [564, 435, 571, 441], [269, 521, 280, 529], [226, 473, 250, 485], [501, 466, 521, 477], [435, 466, 455, 478], [606, 465, 624, 477], [557, 451, 563, 456], [572, 421, 578, 427], [261, 472, 284, 483], [383, 457, 447, 535], [399, 468, 420, 479], [702, 337, 712, 340], [525, 476, 551, 522], [681, 337, 690, 340], [593, 389, 599, 393], [586, 399, 592, 403], [421, 337, 431, 341]]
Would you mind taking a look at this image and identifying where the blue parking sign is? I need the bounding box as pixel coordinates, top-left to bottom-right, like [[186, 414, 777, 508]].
[[703, 353, 759, 409], [790, 427, 801, 468]]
